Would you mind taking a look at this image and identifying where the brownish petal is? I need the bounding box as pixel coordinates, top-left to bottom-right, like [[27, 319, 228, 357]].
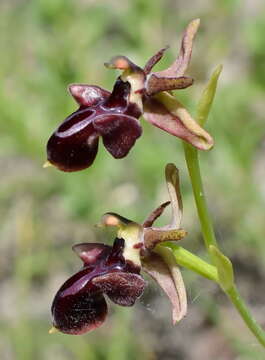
[[152, 19, 200, 78], [143, 164, 187, 249], [143, 94, 213, 151], [72, 243, 112, 265], [92, 271, 145, 306], [143, 201, 170, 228], [144, 46, 169, 74], [144, 228, 187, 250], [142, 252, 187, 324], [145, 75, 193, 96], [68, 84, 110, 107], [93, 114, 142, 158]]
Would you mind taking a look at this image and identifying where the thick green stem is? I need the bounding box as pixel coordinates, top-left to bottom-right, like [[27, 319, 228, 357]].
[[183, 142, 217, 251]]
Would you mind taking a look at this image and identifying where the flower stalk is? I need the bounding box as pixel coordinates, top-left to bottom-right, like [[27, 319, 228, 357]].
[[183, 142, 217, 251], [226, 286, 265, 347], [158, 243, 218, 282], [180, 65, 265, 347]]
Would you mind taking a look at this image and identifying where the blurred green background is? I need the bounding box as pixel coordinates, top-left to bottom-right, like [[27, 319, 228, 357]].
[[1, 0, 265, 359]]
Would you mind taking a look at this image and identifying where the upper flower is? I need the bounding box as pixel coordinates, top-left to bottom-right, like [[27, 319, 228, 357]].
[[46, 79, 143, 172], [50, 164, 187, 334], [46, 19, 213, 172]]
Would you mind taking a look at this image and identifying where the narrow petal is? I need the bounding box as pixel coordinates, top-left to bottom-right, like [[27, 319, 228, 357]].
[[152, 19, 200, 78], [47, 108, 99, 172], [142, 252, 187, 324], [72, 243, 112, 265], [145, 75, 193, 96], [93, 114, 142, 158], [68, 84, 110, 107], [143, 201, 170, 228], [143, 93, 213, 150], [92, 271, 145, 306], [144, 228, 187, 250], [144, 46, 169, 74], [143, 164, 187, 248]]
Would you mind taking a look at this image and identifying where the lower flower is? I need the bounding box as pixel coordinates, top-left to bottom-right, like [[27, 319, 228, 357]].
[[51, 238, 145, 334], [50, 164, 187, 334]]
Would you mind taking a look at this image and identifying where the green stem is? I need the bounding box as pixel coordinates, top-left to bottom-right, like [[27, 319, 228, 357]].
[[183, 142, 265, 347], [183, 142, 217, 251], [226, 286, 265, 347], [160, 243, 265, 347]]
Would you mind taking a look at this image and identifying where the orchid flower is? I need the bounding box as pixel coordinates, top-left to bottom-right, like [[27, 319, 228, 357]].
[[50, 164, 187, 334], [46, 19, 213, 172]]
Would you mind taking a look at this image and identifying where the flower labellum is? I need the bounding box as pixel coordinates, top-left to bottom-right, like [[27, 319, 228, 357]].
[[47, 79, 142, 172], [50, 164, 187, 334], [51, 238, 145, 334], [46, 19, 214, 172]]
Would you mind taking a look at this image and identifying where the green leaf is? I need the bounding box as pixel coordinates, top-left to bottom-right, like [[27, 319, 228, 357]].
[[209, 245, 234, 291], [196, 64, 223, 126]]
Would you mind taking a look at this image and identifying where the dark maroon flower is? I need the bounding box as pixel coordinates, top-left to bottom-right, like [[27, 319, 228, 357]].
[[50, 164, 187, 334], [46, 79, 142, 172], [51, 238, 145, 334], [46, 19, 213, 172]]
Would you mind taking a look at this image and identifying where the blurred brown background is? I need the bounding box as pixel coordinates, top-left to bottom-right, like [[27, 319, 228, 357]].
[[0, 0, 265, 359]]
